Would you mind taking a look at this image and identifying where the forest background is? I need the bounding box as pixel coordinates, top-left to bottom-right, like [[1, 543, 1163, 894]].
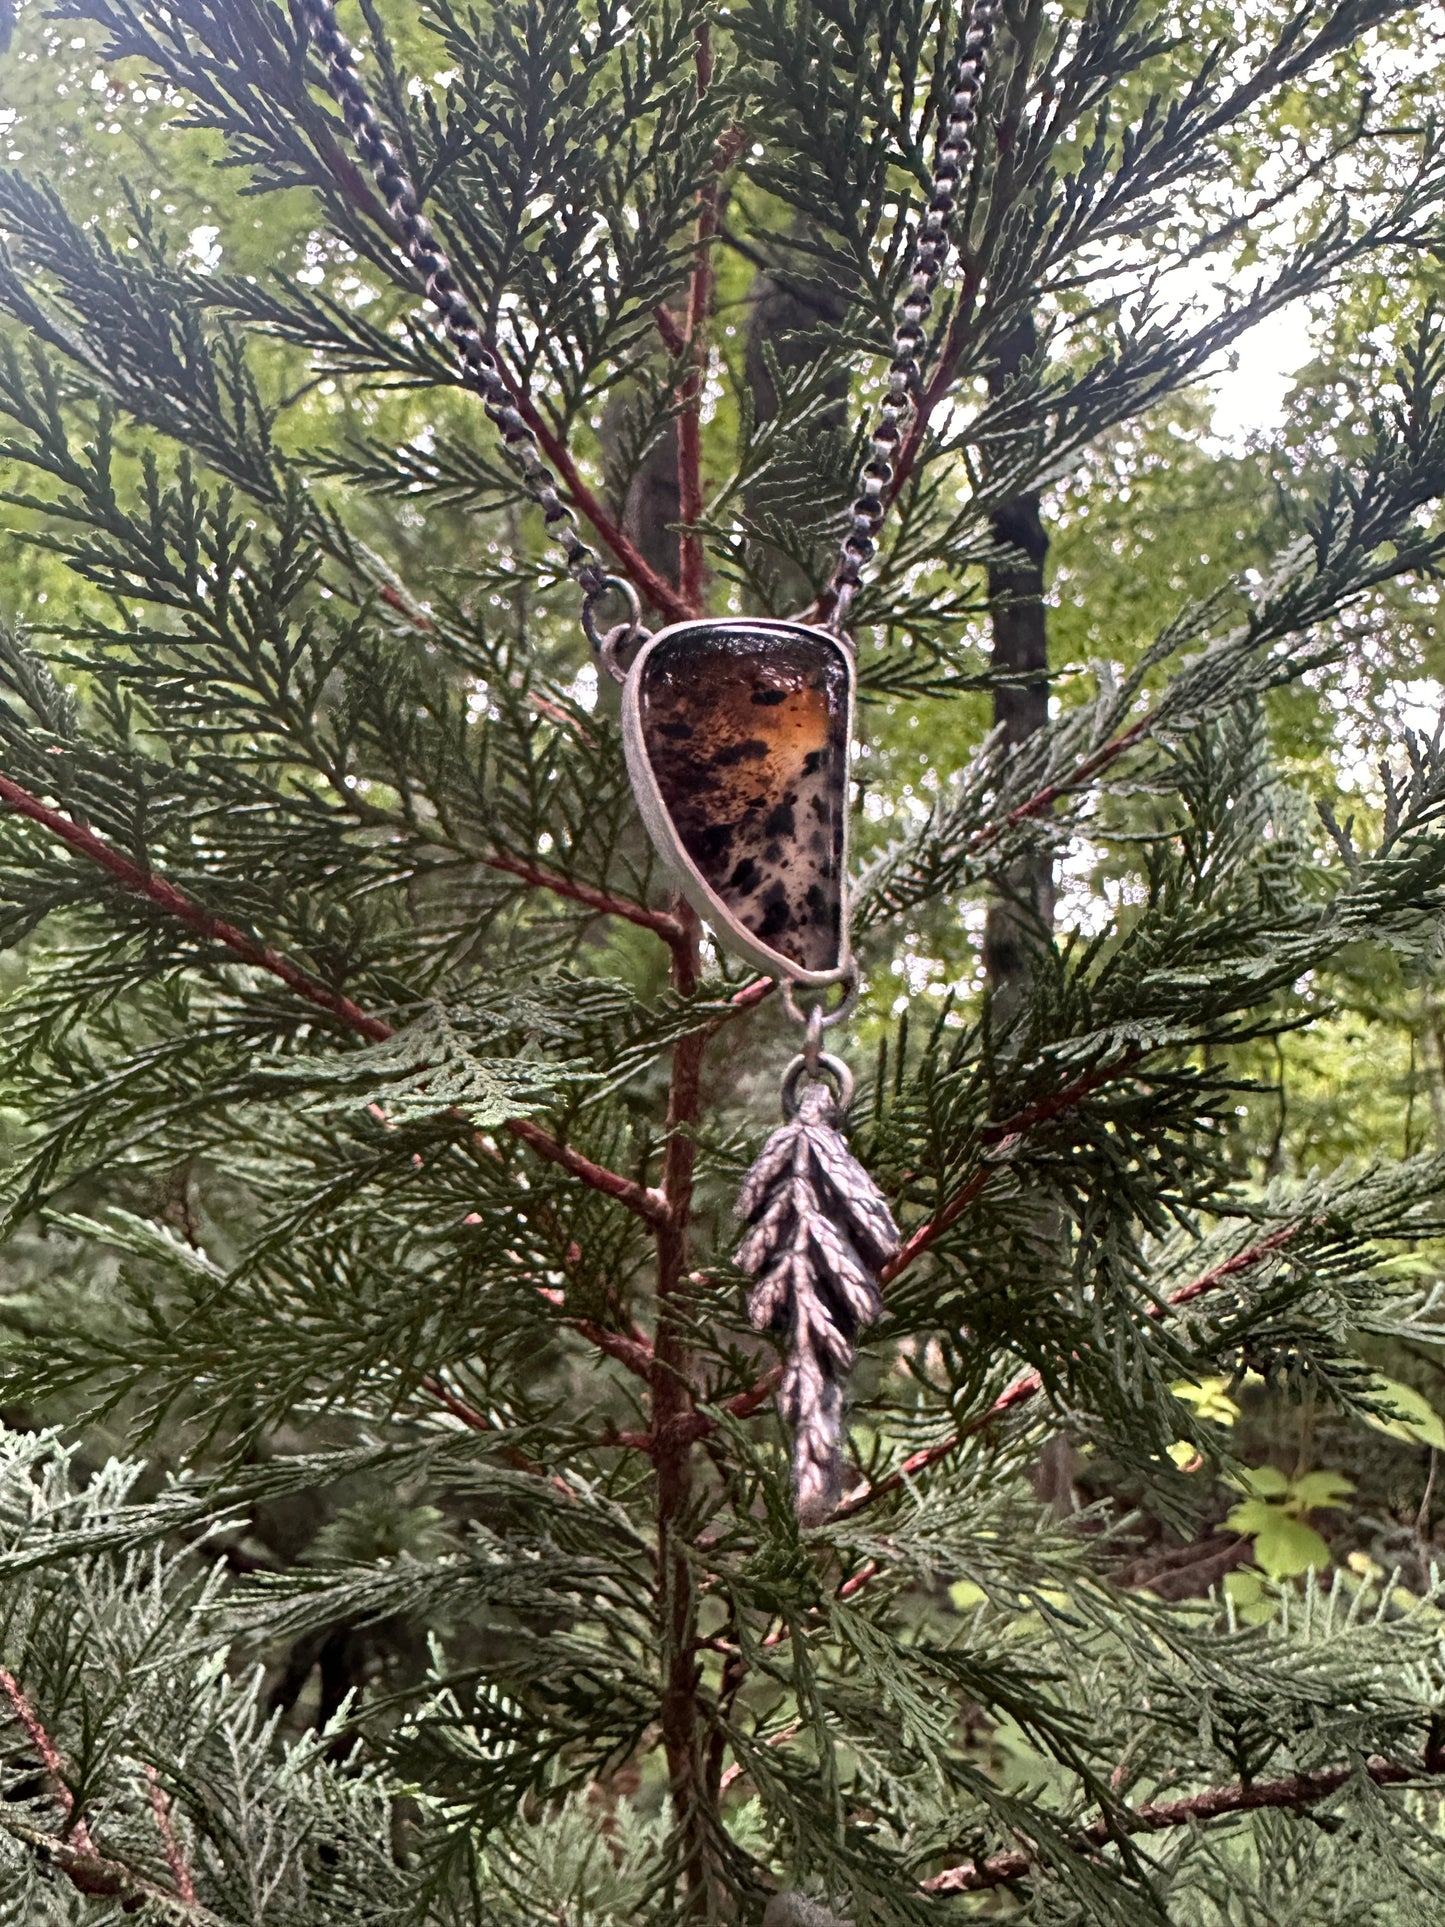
[[0, 0, 1433, 1584], [2, 0, 1445, 1920]]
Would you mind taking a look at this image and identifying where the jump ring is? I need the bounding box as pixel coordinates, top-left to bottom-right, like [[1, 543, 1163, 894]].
[[782, 963, 860, 1032], [825, 588, 856, 640], [597, 624, 637, 686], [780, 1050, 855, 1119], [804, 1002, 824, 1076], [582, 574, 646, 677]]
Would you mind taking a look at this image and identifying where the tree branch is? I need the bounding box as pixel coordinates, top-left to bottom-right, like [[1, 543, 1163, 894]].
[[511, 383, 695, 622], [875, 1052, 1144, 1286], [0, 771, 669, 1229], [674, 31, 742, 612], [922, 1754, 1442, 1895], [879, 1135, 1022, 1287], [652, 900, 712, 1907], [970, 717, 1154, 860], [483, 852, 689, 942], [0, 1811, 220, 1919], [420, 1371, 592, 1497], [833, 1221, 1308, 1519], [0, 1666, 95, 1855], [536, 1301, 657, 1383], [144, 1765, 198, 1909], [0, 1669, 218, 1918], [505, 1117, 669, 1224], [0, 774, 392, 1044]]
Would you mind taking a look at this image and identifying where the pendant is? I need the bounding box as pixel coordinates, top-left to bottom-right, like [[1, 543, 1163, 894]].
[[620, 618, 854, 987], [617, 616, 894, 1522], [736, 1065, 899, 1525]]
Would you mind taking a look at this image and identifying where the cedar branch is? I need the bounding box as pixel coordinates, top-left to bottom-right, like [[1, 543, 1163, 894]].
[[419, 1374, 572, 1486], [144, 1766, 198, 1909], [0, 1672, 217, 1918], [653, 900, 712, 1908], [512, 383, 695, 621], [484, 852, 689, 942], [0, 771, 668, 1230], [834, 1220, 1307, 1520], [0, 1811, 219, 1920], [922, 1754, 1442, 1894], [0, 1666, 95, 1856], [293, 33, 692, 625]]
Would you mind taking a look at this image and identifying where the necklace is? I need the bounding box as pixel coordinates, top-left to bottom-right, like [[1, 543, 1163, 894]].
[[298, 0, 998, 1521]]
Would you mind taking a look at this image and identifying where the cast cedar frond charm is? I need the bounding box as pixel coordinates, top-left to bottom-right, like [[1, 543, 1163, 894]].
[[736, 1077, 899, 1524]]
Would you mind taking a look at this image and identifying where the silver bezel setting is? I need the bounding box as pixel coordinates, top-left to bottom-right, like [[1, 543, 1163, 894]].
[[620, 617, 856, 990]]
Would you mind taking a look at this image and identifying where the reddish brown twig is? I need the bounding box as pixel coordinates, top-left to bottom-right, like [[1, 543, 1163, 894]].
[[729, 976, 774, 1013], [860, 716, 1156, 932], [0, 1666, 96, 1855], [878, 1053, 1143, 1287], [674, 34, 743, 611], [879, 1136, 1021, 1287], [922, 1754, 1439, 1894], [0, 1642, 213, 1914], [144, 1766, 197, 1908], [509, 388, 693, 622], [558, 1313, 657, 1383], [651, 902, 712, 1905], [725, 1363, 783, 1419], [484, 853, 688, 942], [655, 303, 688, 357], [1166, 1221, 1303, 1308], [970, 718, 1154, 859], [834, 1221, 1308, 1520], [718, 1719, 800, 1794], [985, 1052, 1144, 1145], [0, 1812, 215, 1915], [505, 1118, 669, 1224], [421, 1372, 589, 1497], [0, 775, 391, 1044]]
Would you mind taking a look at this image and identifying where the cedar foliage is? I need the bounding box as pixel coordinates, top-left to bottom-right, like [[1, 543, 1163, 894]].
[[0, 0, 1443, 1921]]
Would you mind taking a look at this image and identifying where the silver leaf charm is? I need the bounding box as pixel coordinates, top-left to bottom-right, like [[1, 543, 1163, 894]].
[[734, 1080, 899, 1524]]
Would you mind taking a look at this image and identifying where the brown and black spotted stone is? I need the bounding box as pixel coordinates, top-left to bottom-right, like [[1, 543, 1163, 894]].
[[636, 621, 850, 974]]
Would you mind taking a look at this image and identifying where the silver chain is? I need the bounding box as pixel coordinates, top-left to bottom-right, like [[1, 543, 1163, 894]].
[[826, 0, 1001, 633], [296, 0, 997, 641], [295, 0, 627, 633]]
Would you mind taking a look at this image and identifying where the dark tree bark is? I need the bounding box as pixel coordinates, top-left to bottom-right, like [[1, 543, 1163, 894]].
[[622, 434, 683, 589], [608, 370, 683, 590], [743, 233, 852, 611], [982, 314, 1054, 1017], [982, 314, 1073, 1512]]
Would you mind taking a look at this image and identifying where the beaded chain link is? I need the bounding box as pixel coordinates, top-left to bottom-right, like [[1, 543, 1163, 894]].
[[296, 0, 997, 641], [826, 0, 1001, 633], [295, 0, 617, 626]]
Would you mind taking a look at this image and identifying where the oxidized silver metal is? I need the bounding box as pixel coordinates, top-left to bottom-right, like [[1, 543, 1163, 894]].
[[735, 1077, 900, 1524], [620, 617, 856, 991], [300, 0, 1000, 643]]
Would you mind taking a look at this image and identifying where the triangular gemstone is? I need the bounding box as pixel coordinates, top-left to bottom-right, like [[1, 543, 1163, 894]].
[[624, 620, 852, 979]]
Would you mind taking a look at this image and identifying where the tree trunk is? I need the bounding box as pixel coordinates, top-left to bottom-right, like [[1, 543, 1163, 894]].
[[982, 314, 1054, 1020], [743, 232, 851, 611], [982, 315, 1073, 1514]]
